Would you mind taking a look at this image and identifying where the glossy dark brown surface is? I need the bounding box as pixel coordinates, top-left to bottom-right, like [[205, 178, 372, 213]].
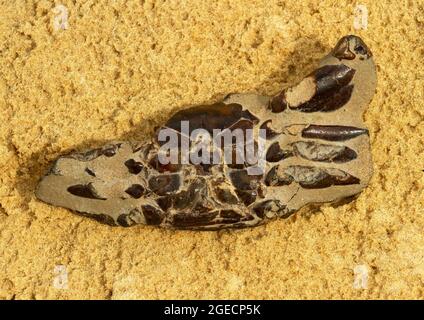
[[302, 125, 368, 141]]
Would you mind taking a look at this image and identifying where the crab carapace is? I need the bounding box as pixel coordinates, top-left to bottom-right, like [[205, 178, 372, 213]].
[[36, 35, 377, 230]]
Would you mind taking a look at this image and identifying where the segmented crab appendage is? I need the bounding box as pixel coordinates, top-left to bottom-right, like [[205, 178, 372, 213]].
[[36, 35, 376, 230]]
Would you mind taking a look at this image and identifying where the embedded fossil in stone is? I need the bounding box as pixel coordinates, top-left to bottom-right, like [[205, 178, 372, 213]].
[[36, 35, 377, 230]]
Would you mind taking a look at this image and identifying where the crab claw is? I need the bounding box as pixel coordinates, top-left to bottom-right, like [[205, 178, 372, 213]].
[[331, 35, 372, 61]]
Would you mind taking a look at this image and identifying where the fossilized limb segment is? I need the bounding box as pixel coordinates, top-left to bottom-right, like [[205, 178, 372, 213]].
[[269, 65, 356, 113], [301, 125, 368, 141], [291, 141, 357, 163]]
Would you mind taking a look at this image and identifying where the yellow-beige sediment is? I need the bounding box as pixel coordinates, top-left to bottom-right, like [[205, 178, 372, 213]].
[[0, 0, 423, 299]]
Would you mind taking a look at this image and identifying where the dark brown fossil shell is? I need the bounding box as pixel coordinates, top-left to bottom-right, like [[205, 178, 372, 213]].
[[36, 35, 376, 230]]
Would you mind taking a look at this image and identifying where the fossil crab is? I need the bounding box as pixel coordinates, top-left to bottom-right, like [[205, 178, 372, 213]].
[[36, 35, 377, 230]]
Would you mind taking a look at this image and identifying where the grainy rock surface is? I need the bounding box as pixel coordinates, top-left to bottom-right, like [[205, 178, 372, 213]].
[[0, 0, 423, 299]]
